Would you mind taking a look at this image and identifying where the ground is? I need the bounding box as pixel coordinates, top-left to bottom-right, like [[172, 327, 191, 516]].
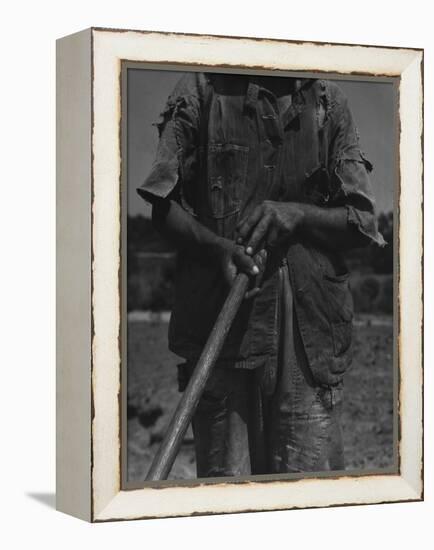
[[126, 315, 394, 482]]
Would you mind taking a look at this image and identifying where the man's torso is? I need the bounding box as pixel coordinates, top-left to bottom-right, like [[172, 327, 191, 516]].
[[168, 75, 354, 386]]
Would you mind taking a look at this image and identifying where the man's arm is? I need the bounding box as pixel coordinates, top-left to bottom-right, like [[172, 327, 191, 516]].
[[137, 72, 266, 297], [238, 83, 386, 256], [236, 200, 365, 255]]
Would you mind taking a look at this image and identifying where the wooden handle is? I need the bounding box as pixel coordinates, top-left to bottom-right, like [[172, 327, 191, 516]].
[[145, 273, 249, 481]]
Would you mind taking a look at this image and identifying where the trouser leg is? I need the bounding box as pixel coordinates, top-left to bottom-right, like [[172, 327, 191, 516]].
[[327, 393, 345, 470], [176, 262, 345, 478], [179, 365, 252, 478], [268, 264, 345, 474]]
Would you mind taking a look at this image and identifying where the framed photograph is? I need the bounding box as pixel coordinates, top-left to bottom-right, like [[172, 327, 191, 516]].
[[56, 28, 423, 522]]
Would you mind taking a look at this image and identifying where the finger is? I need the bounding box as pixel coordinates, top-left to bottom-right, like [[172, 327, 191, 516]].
[[236, 206, 263, 242], [235, 248, 259, 276], [222, 261, 237, 287], [254, 248, 268, 264], [244, 287, 262, 300], [253, 255, 263, 271], [245, 215, 272, 255], [252, 249, 267, 288]]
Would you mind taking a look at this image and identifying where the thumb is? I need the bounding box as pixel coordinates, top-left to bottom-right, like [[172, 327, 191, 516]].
[[222, 256, 237, 286]]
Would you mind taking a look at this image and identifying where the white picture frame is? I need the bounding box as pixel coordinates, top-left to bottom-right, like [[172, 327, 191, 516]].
[[56, 27, 423, 522]]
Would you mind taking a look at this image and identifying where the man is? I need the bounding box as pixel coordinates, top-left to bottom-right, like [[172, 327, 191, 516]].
[[137, 73, 384, 478]]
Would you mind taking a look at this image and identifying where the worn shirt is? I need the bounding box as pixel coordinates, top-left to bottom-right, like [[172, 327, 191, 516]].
[[137, 73, 385, 386]]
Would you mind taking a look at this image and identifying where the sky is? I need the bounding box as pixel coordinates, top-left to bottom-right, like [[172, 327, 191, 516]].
[[127, 69, 397, 217]]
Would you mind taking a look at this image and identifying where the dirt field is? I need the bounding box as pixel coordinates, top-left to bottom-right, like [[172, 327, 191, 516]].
[[127, 316, 395, 482]]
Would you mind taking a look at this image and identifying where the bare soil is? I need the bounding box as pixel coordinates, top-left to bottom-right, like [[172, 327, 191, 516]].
[[127, 316, 394, 482]]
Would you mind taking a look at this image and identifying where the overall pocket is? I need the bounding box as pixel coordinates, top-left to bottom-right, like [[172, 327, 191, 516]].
[[207, 143, 249, 218], [322, 272, 354, 357]]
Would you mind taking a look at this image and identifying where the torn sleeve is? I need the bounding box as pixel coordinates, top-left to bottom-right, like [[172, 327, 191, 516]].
[[328, 91, 386, 247], [136, 73, 204, 216]]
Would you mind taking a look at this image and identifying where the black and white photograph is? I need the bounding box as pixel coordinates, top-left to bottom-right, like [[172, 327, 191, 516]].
[[1, 0, 430, 542], [2, 0, 430, 539], [124, 67, 398, 484]]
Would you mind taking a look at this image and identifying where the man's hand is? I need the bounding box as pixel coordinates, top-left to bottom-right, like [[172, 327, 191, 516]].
[[236, 200, 365, 253], [152, 200, 269, 299], [215, 238, 268, 299], [236, 201, 305, 255]]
